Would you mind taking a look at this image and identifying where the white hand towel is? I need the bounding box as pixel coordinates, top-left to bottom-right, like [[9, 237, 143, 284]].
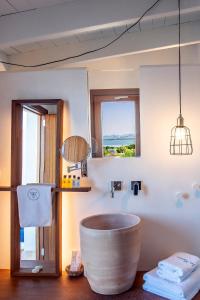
[[143, 267, 200, 298], [158, 252, 200, 277], [157, 267, 192, 283], [143, 282, 199, 300], [17, 185, 53, 227]]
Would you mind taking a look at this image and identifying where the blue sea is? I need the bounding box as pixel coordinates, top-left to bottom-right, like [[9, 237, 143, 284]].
[[103, 138, 136, 147]]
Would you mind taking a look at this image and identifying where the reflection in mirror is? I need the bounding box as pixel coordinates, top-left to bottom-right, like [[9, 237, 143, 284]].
[[61, 136, 90, 177], [20, 105, 57, 266], [61, 136, 89, 163]]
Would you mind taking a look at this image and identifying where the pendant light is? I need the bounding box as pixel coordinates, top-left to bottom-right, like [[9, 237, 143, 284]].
[[170, 0, 193, 155]]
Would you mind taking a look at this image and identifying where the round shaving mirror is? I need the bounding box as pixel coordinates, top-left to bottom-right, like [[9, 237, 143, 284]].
[[61, 136, 90, 163]]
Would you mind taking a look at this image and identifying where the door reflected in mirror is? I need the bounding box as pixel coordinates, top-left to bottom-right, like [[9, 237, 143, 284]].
[[20, 105, 57, 265]]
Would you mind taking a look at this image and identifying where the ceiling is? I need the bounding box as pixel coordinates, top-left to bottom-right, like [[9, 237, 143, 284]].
[[2, 9, 200, 56], [0, 0, 200, 66], [0, 0, 74, 16]]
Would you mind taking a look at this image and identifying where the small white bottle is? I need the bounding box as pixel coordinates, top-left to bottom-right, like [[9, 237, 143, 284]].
[[72, 175, 76, 188], [70, 251, 81, 272], [76, 176, 80, 188]]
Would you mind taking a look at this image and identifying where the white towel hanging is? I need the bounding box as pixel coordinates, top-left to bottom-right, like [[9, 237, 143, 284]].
[[17, 184, 53, 227]]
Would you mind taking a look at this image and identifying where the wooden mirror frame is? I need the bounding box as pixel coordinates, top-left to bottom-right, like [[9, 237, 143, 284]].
[[11, 99, 63, 277]]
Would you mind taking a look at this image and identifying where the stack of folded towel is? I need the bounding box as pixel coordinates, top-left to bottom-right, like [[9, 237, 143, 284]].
[[143, 252, 200, 300]]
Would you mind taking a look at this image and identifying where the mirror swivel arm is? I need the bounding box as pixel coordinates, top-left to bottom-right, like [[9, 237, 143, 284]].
[[67, 160, 88, 177], [67, 163, 80, 173]]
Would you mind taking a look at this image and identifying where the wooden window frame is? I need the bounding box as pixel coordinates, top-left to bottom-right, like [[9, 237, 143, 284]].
[[90, 89, 140, 158]]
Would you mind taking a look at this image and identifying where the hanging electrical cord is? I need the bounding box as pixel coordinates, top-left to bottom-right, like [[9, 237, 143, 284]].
[[169, 0, 193, 155], [178, 0, 182, 115], [0, 0, 162, 68]]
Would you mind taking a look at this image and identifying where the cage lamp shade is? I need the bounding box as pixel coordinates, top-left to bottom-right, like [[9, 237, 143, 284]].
[[170, 114, 193, 155]]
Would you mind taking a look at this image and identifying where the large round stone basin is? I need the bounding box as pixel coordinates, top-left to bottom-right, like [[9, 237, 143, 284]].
[[80, 213, 141, 295]]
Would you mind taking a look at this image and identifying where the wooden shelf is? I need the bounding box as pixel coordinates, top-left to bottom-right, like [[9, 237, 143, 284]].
[[0, 186, 91, 192], [0, 186, 16, 191], [53, 186, 91, 193], [54, 187, 91, 192]]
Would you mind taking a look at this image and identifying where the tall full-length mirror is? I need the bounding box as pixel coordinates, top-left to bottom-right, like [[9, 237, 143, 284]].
[[11, 99, 63, 277]]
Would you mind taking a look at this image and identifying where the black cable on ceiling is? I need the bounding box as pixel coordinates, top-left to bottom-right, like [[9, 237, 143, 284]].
[[0, 0, 162, 68], [0, 8, 37, 18]]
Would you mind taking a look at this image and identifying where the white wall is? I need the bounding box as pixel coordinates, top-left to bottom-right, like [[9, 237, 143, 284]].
[[1, 65, 200, 271], [138, 65, 200, 268], [87, 65, 200, 270]]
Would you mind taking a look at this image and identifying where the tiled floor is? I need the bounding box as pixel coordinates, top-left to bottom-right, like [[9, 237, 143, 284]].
[[0, 270, 199, 300]]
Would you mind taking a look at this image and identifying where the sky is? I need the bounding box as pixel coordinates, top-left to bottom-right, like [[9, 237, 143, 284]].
[[101, 101, 136, 136]]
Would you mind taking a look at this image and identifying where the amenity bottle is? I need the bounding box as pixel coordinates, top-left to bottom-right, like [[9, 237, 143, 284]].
[[76, 176, 80, 188], [72, 175, 76, 188], [66, 175, 72, 188], [62, 175, 67, 188]]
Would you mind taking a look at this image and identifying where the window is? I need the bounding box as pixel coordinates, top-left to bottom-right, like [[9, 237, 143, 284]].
[[90, 89, 140, 158]]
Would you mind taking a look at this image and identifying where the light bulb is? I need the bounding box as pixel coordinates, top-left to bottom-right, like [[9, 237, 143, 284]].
[[175, 127, 185, 141]]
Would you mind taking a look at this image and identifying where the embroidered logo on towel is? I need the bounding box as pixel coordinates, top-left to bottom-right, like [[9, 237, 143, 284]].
[[27, 188, 40, 201], [177, 256, 196, 267]]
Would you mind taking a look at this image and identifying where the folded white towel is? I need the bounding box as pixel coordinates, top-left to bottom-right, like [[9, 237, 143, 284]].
[[143, 267, 200, 298], [158, 252, 200, 278], [143, 282, 199, 300], [17, 185, 53, 227], [157, 267, 192, 283]]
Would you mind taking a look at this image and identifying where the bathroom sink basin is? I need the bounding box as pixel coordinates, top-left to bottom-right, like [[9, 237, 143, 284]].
[[80, 213, 141, 295]]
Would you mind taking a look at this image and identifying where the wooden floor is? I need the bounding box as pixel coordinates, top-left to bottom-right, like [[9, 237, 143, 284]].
[[0, 270, 200, 300]]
